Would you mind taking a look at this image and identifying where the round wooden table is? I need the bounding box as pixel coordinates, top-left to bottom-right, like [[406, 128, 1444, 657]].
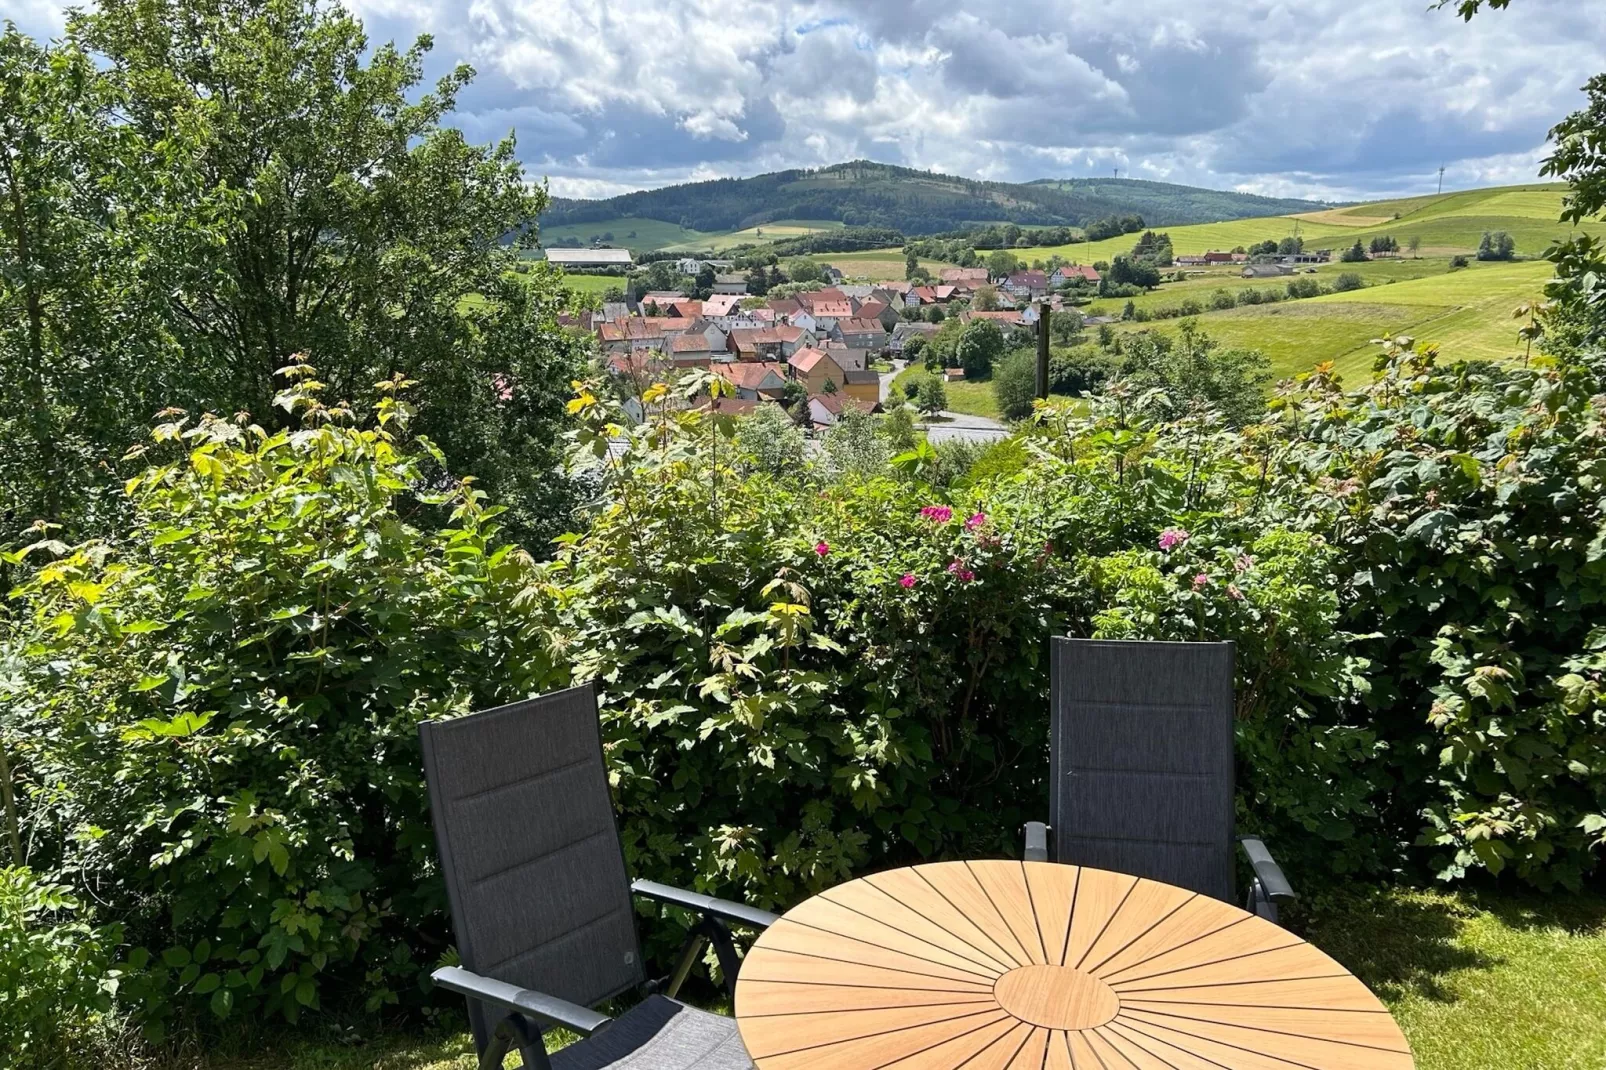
[[735, 860, 1412, 1069]]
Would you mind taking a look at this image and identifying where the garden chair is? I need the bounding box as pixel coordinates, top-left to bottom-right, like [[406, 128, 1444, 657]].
[[1023, 638, 1296, 922], [420, 683, 776, 1069]]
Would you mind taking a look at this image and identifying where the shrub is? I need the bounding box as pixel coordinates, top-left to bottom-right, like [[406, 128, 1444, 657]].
[[1331, 272, 1365, 292], [1286, 277, 1322, 300], [915, 374, 948, 415], [1450, 254, 1470, 268], [992, 350, 1039, 421], [0, 866, 119, 1066], [0, 367, 557, 1034], [1210, 289, 1237, 311]]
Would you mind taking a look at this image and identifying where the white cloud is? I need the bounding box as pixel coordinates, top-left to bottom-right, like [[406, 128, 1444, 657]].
[[11, 0, 1606, 201]]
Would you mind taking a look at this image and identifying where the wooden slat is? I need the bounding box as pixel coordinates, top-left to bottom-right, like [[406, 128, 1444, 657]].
[[1100, 916, 1302, 987], [827, 877, 1020, 976], [875, 1015, 1025, 1070], [1109, 1016, 1327, 1070], [1023, 862, 1079, 968], [914, 862, 1039, 967], [1119, 1006, 1417, 1068], [1045, 1030, 1079, 1070], [960, 1021, 1037, 1070], [1125, 1004, 1411, 1052], [1108, 942, 1334, 993], [865, 867, 1031, 972], [966, 861, 1052, 965], [1077, 879, 1198, 977], [748, 1010, 1014, 1070], [781, 893, 1009, 977], [737, 979, 997, 1017], [1120, 975, 1387, 1012], [1011, 1025, 1051, 1069], [742, 1002, 1005, 1059], [739, 945, 994, 993], [754, 920, 1001, 985], [1062, 868, 1142, 971]]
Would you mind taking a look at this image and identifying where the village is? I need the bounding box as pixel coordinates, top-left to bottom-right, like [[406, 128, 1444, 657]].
[[547, 250, 1123, 427]]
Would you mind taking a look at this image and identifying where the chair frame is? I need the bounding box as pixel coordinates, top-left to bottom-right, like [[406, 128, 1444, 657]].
[[1023, 638, 1296, 923], [422, 686, 779, 1070]]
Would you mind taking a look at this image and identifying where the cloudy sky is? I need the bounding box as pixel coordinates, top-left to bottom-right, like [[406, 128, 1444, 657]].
[[8, 0, 1604, 202]]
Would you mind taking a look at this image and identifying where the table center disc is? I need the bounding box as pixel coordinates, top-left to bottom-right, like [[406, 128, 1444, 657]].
[[992, 963, 1120, 1030]]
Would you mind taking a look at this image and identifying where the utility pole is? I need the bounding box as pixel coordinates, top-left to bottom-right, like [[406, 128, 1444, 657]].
[[1035, 300, 1051, 401], [1438, 165, 1445, 195]]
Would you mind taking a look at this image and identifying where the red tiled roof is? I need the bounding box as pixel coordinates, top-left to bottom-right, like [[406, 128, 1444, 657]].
[[714, 361, 787, 389], [1054, 264, 1101, 281], [940, 267, 989, 282], [702, 294, 746, 316], [964, 310, 1025, 325], [807, 301, 854, 318], [670, 334, 712, 352], [597, 319, 665, 342], [839, 318, 887, 334], [788, 347, 840, 374], [856, 300, 888, 321]]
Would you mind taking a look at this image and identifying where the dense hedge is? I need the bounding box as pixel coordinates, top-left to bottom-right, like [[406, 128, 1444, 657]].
[[2, 347, 1603, 1040]]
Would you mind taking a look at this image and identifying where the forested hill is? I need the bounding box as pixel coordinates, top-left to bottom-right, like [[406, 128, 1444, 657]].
[[541, 160, 1333, 235]]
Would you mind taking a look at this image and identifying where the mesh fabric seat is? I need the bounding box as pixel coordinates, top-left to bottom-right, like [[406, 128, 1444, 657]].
[[1025, 638, 1294, 920], [420, 684, 773, 1070]]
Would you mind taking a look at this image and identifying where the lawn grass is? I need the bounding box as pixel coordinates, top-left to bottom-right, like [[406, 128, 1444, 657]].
[[889, 363, 1004, 420], [192, 883, 1606, 1070], [554, 272, 622, 296]]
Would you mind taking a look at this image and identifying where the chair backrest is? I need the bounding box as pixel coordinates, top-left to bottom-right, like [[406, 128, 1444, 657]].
[[419, 684, 644, 1017], [1050, 638, 1236, 902]]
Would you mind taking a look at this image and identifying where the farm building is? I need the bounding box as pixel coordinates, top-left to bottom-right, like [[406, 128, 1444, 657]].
[[542, 247, 633, 269]]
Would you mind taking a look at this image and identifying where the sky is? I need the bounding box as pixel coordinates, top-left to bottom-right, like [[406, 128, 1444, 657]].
[[7, 0, 1605, 204]]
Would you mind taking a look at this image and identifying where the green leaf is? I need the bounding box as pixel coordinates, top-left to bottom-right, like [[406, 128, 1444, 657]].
[[162, 946, 191, 969], [210, 987, 234, 1019]]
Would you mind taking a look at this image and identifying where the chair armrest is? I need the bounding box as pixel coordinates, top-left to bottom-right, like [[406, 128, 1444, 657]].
[[1238, 837, 1295, 902], [432, 966, 611, 1035], [632, 879, 781, 930], [1023, 822, 1050, 863]]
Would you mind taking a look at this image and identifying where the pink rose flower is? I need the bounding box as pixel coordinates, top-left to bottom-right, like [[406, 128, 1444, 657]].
[[814, 541, 830, 557], [899, 573, 917, 588], [947, 560, 976, 582], [920, 505, 954, 523], [1192, 572, 1211, 590], [964, 512, 987, 530], [1158, 528, 1189, 552]]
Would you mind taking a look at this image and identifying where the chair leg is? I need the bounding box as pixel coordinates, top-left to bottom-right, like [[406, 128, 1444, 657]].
[[482, 1014, 552, 1070], [1246, 878, 1279, 925], [664, 930, 710, 998], [703, 916, 743, 1003]]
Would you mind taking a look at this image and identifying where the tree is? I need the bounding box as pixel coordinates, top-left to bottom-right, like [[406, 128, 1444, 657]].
[[1108, 255, 1161, 289], [915, 374, 948, 415], [902, 336, 927, 364], [736, 402, 805, 474], [1332, 272, 1365, 292], [1341, 240, 1369, 262], [1407, 235, 1422, 257], [904, 252, 920, 280], [745, 264, 770, 296], [985, 249, 1018, 278], [1276, 235, 1304, 256], [694, 263, 717, 296], [992, 350, 1038, 421], [956, 319, 1005, 379], [972, 285, 1000, 311], [788, 258, 823, 284], [1476, 230, 1516, 261]]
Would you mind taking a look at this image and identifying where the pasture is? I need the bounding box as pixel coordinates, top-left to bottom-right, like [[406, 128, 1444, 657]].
[[536, 216, 716, 252], [1108, 259, 1552, 384]]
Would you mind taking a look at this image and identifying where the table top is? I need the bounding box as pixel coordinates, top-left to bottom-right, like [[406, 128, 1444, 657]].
[[734, 860, 1412, 1070]]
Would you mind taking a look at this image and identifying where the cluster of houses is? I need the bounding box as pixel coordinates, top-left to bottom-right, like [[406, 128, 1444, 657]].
[[1173, 249, 1334, 276], [567, 261, 1101, 427]]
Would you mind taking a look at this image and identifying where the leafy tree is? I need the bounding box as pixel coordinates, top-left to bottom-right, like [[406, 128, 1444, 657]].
[[1407, 235, 1422, 257], [694, 263, 717, 297], [1368, 235, 1399, 254], [904, 252, 920, 280], [1476, 230, 1516, 260], [985, 249, 1019, 278], [787, 258, 823, 284], [1276, 235, 1304, 256], [745, 265, 771, 296], [1341, 240, 1369, 263], [1130, 230, 1173, 266], [972, 285, 1000, 311], [1115, 322, 1272, 427], [1332, 272, 1365, 292], [991, 350, 1038, 421], [914, 374, 948, 415], [956, 319, 1005, 379], [1107, 255, 1161, 289], [924, 304, 945, 324], [901, 336, 927, 363], [736, 403, 805, 474]]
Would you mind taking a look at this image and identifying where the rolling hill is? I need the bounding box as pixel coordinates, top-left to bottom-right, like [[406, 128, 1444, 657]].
[[539, 161, 1333, 249]]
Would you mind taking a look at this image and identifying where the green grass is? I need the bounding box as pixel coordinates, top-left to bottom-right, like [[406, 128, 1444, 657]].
[[818, 249, 950, 281], [193, 884, 1606, 1070], [536, 217, 717, 253], [1081, 256, 1467, 317], [555, 273, 622, 296], [1109, 259, 1552, 384], [662, 219, 844, 253], [890, 363, 1003, 420]]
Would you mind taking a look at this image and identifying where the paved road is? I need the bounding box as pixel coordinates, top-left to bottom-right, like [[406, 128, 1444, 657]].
[[880, 359, 1008, 443]]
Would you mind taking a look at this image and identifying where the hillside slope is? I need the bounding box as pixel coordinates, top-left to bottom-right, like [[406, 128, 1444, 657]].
[[540, 160, 1332, 241]]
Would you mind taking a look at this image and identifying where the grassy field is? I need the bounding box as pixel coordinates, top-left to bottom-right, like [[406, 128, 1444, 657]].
[[536, 216, 714, 252], [819, 249, 950, 281], [1108, 259, 1552, 384], [191, 884, 1606, 1070], [1081, 256, 1466, 317], [662, 219, 844, 253], [554, 272, 622, 296]]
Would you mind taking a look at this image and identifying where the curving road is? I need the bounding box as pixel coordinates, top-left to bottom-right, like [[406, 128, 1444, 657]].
[[879, 361, 1009, 444]]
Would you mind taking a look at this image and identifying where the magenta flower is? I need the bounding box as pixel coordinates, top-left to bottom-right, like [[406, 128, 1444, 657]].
[[964, 511, 988, 530], [899, 573, 917, 588], [1158, 528, 1189, 552], [947, 560, 977, 582], [1227, 583, 1245, 601], [1192, 572, 1211, 590], [920, 505, 954, 523], [814, 541, 830, 557]]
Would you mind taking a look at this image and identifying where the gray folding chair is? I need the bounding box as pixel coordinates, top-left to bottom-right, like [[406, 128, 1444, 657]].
[[419, 683, 777, 1069], [1023, 638, 1295, 922]]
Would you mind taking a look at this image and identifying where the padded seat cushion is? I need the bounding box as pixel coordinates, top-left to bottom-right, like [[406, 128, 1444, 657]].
[[553, 996, 754, 1070]]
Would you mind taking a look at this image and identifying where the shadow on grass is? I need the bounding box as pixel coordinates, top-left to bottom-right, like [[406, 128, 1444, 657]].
[[1292, 887, 1495, 1005], [1464, 885, 1606, 937]]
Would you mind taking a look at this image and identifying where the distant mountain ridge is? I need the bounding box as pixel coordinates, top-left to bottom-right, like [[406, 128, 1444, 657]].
[[541, 160, 1333, 238]]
